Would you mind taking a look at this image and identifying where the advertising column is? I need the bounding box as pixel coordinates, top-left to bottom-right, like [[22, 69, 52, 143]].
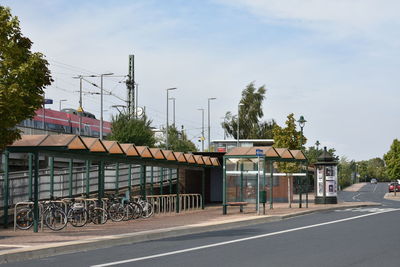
[[315, 147, 338, 204]]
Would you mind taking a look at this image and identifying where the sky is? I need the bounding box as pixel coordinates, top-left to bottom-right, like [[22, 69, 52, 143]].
[[3, 0, 400, 161]]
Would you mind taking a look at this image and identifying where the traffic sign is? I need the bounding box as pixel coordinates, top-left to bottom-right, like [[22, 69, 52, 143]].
[[44, 99, 53, 104], [256, 149, 263, 157]]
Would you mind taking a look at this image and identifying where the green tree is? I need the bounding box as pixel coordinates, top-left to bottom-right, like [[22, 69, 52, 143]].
[[305, 145, 337, 166], [0, 6, 52, 150], [108, 113, 156, 147], [272, 113, 307, 173], [159, 125, 197, 153], [222, 82, 274, 139], [384, 139, 400, 181], [338, 156, 353, 188]]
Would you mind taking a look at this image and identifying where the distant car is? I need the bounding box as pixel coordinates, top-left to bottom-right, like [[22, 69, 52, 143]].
[[370, 178, 378, 184], [388, 183, 400, 192]]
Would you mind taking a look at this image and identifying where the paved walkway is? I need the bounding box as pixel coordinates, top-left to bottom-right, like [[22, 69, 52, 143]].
[[0, 191, 379, 263]]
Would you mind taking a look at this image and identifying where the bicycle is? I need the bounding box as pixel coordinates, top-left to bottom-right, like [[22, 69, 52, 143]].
[[42, 199, 67, 231], [87, 200, 108, 224], [65, 198, 88, 227], [105, 194, 125, 222]]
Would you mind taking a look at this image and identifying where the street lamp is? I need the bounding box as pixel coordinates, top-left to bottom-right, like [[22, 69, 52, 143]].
[[59, 99, 67, 111], [207, 97, 216, 152], [169, 97, 176, 126], [297, 115, 307, 208], [100, 73, 114, 140], [198, 108, 205, 151], [297, 115, 307, 149], [166, 87, 177, 149], [237, 103, 244, 147]]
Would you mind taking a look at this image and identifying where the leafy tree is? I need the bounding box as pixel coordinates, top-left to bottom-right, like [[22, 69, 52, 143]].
[[272, 113, 307, 173], [367, 158, 386, 181], [159, 125, 197, 153], [108, 113, 156, 147], [222, 82, 275, 139], [384, 139, 400, 181], [338, 156, 353, 188], [0, 6, 52, 150], [305, 145, 337, 166]]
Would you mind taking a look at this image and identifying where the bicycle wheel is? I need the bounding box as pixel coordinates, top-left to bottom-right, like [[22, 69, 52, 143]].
[[15, 208, 33, 230], [108, 203, 125, 222], [123, 204, 134, 221], [90, 207, 108, 224], [130, 202, 143, 219], [141, 201, 154, 218], [44, 208, 67, 231], [68, 208, 88, 227]]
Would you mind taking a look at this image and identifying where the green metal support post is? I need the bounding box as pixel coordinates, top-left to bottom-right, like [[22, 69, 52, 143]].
[[2, 150, 9, 228], [160, 167, 164, 195], [139, 165, 143, 197], [33, 152, 40, 233], [49, 157, 54, 197], [150, 166, 154, 195], [240, 162, 244, 212], [28, 153, 33, 199], [128, 164, 132, 196], [141, 165, 147, 199], [98, 161, 104, 201], [202, 169, 205, 209], [169, 169, 173, 194], [176, 168, 180, 213], [306, 161, 309, 208], [222, 158, 227, 215], [85, 160, 90, 196], [115, 163, 120, 195], [68, 159, 73, 198], [270, 161, 274, 209], [261, 157, 267, 214]]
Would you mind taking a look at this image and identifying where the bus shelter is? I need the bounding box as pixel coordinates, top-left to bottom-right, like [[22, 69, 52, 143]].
[[2, 134, 220, 232], [222, 146, 307, 215]]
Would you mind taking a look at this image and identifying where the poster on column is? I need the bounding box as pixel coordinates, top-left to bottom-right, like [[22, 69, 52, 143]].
[[316, 166, 324, 197], [326, 180, 337, 197]]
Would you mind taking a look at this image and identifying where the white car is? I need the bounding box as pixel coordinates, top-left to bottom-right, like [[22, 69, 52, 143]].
[[370, 178, 378, 184]]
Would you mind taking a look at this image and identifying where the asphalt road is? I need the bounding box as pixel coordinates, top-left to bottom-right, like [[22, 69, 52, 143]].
[[4, 183, 400, 267]]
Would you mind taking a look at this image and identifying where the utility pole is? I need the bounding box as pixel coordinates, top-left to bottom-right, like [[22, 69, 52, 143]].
[[198, 108, 205, 151], [207, 97, 216, 152], [127, 54, 135, 118], [79, 76, 83, 135]]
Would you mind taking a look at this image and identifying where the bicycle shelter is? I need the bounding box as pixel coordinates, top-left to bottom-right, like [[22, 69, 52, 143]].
[[2, 134, 220, 232], [222, 146, 307, 214]]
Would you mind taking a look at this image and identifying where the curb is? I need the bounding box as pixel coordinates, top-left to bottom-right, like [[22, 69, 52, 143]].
[[0, 202, 381, 264]]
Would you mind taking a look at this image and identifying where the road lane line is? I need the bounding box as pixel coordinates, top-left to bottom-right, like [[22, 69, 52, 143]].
[[91, 208, 400, 267], [0, 244, 32, 248], [352, 193, 361, 201], [373, 184, 378, 193]]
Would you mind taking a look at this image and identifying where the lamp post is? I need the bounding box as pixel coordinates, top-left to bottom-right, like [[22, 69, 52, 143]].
[[198, 108, 205, 151], [59, 99, 67, 111], [297, 115, 307, 208], [166, 88, 177, 149], [207, 97, 216, 152], [237, 103, 244, 147], [169, 97, 176, 126], [100, 73, 114, 140]]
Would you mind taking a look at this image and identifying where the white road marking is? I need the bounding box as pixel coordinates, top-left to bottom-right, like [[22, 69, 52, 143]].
[[373, 184, 378, 193], [335, 207, 396, 213], [91, 208, 400, 267], [0, 244, 32, 248], [352, 193, 361, 201]]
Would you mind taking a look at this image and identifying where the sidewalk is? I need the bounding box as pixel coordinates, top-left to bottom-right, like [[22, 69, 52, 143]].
[[0, 196, 379, 263]]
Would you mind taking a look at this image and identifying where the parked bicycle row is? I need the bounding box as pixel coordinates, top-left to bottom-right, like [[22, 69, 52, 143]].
[[14, 193, 154, 231]]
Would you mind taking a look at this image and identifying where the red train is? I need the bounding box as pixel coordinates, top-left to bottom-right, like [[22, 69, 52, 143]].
[[19, 108, 112, 138]]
